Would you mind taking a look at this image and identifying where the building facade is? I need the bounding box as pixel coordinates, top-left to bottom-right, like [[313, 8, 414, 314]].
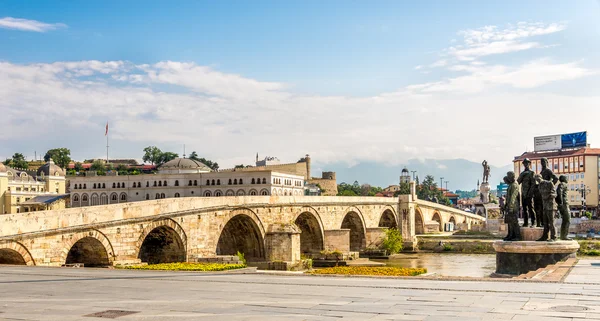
[[0, 160, 67, 214], [68, 158, 306, 208], [513, 147, 600, 215]]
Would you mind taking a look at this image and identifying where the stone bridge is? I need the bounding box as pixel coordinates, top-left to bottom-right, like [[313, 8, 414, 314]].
[[0, 194, 484, 267]]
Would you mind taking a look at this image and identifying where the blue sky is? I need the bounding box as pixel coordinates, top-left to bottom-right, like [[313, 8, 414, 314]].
[[1, 1, 600, 188]]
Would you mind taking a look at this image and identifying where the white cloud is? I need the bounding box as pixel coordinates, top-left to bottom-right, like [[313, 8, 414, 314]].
[[414, 65, 423, 70], [429, 59, 448, 68], [0, 17, 67, 32]]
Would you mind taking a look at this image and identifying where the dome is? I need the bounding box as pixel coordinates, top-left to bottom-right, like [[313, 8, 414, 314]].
[[159, 158, 212, 172], [37, 159, 65, 177], [0, 162, 6, 173], [401, 167, 409, 173]]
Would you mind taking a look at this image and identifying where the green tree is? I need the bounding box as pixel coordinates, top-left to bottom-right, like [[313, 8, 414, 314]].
[[116, 164, 128, 172], [90, 160, 105, 171], [3, 159, 12, 166], [43, 148, 71, 169], [142, 146, 163, 165], [381, 228, 403, 254], [158, 152, 179, 165], [234, 164, 246, 169], [199, 158, 219, 171], [74, 162, 84, 172], [394, 181, 411, 197], [189, 151, 199, 161], [11, 153, 28, 169]]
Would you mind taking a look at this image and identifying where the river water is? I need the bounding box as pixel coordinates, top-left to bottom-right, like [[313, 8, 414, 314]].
[[372, 253, 496, 278]]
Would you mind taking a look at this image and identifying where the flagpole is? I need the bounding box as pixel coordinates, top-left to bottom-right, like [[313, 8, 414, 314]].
[[106, 122, 109, 166]]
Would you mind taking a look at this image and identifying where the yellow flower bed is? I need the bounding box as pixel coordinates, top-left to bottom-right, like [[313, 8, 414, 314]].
[[118, 262, 246, 271], [310, 266, 427, 277]]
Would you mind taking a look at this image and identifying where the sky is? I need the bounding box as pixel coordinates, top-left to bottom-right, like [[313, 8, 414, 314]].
[[1, 0, 600, 185]]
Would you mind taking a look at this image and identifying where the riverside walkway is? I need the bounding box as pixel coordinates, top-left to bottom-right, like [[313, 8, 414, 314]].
[[0, 260, 599, 320]]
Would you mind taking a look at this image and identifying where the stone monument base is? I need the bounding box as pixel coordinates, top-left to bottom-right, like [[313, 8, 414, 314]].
[[520, 227, 544, 241], [492, 240, 579, 275]]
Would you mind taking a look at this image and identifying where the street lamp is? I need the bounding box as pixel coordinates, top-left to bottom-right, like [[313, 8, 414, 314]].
[[576, 185, 592, 217], [440, 177, 444, 191], [411, 171, 417, 181], [445, 181, 449, 191]]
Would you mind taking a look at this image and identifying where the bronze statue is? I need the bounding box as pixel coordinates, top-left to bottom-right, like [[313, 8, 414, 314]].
[[517, 158, 536, 227], [533, 174, 543, 228], [556, 175, 571, 240], [537, 158, 557, 241], [503, 172, 521, 241], [482, 160, 491, 184]]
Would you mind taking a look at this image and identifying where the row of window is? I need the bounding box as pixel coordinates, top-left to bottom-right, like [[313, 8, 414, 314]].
[[8, 187, 45, 192], [71, 177, 274, 190], [72, 193, 128, 205], [569, 183, 586, 191]]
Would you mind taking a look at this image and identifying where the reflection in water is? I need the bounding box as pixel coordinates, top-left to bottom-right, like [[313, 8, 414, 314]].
[[372, 253, 496, 278]]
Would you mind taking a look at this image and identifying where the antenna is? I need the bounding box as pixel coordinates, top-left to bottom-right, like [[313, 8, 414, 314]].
[[183, 144, 186, 158]]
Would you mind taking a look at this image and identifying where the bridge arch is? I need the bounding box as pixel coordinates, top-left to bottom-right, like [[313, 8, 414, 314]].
[[415, 207, 425, 235], [341, 207, 367, 252], [378, 207, 398, 229], [449, 216, 456, 225], [432, 211, 443, 232], [61, 230, 114, 267], [137, 218, 187, 264], [0, 241, 35, 266], [216, 208, 265, 261], [294, 207, 325, 254]]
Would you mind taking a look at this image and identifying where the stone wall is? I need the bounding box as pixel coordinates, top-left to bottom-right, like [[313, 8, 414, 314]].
[[308, 178, 338, 196]]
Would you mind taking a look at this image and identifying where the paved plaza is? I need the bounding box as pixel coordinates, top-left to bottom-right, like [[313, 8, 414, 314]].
[[1, 260, 600, 321]]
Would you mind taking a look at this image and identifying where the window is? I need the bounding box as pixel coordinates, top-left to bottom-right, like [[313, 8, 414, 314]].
[[120, 194, 126, 201], [261, 189, 269, 195], [194, 180, 197, 186], [146, 181, 149, 187], [111, 194, 117, 201], [146, 194, 149, 200], [82, 195, 88, 202], [239, 179, 243, 184], [211, 179, 215, 185], [217, 179, 221, 185], [159, 181, 162, 187], [161, 193, 166, 199], [175, 180, 179, 187], [117, 183, 121, 188], [189, 180, 193, 186], [251, 178, 255, 184], [83, 184, 87, 189], [250, 190, 257, 195], [234, 179, 238, 185], [79, 184, 82, 189], [93, 183, 97, 189], [229, 179, 232, 185], [262, 178, 266, 184], [581, 173, 585, 179], [113, 183, 116, 188], [215, 191, 222, 197], [74, 185, 77, 189], [204, 191, 211, 197], [155, 193, 160, 199], [73, 195, 79, 202], [206, 180, 210, 186], [122, 182, 125, 188], [154, 181, 157, 187], [174, 193, 180, 198], [164, 180, 167, 186]]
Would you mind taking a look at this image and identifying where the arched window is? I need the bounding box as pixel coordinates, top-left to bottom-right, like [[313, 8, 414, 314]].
[[111, 194, 118, 201], [211, 179, 215, 185], [217, 179, 221, 185], [102, 183, 106, 188], [215, 191, 222, 197], [261, 189, 269, 195], [194, 180, 197, 186], [83, 184, 87, 189], [163, 180, 167, 186], [146, 181, 149, 187], [74, 184, 78, 189], [120, 193, 127, 201], [113, 183, 116, 188], [79, 184, 82, 189], [174, 193, 180, 198], [251, 178, 255, 184], [189, 180, 192, 186], [138, 182, 141, 187], [262, 178, 266, 184], [73, 195, 80, 201], [239, 179, 243, 185], [234, 179, 237, 185], [82, 194, 88, 201], [155, 193, 160, 199], [175, 180, 179, 187], [206, 180, 210, 186], [161, 193, 166, 199], [158, 181, 162, 187], [122, 182, 125, 188], [229, 179, 232, 185], [117, 183, 121, 188], [250, 190, 257, 196], [154, 181, 157, 187], [204, 191, 211, 197], [145, 194, 149, 200], [93, 183, 97, 189]]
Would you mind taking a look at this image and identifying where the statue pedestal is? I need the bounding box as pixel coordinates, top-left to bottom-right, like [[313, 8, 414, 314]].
[[479, 182, 491, 204], [520, 227, 544, 241], [492, 241, 579, 275]]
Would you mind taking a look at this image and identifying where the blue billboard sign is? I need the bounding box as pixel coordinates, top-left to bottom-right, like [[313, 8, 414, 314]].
[[561, 131, 587, 149]]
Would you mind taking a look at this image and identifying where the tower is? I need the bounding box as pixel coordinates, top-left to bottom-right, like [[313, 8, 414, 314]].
[[400, 167, 410, 184], [305, 154, 311, 180]]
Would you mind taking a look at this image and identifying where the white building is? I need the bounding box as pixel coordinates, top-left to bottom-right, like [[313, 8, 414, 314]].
[[68, 158, 306, 208]]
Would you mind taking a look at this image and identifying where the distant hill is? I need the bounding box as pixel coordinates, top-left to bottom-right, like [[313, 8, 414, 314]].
[[314, 159, 512, 191]]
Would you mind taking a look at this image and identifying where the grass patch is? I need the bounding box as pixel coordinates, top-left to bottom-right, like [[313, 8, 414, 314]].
[[118, 262, 247, 271], [310, 266, 427, 277], [453, 230, 494, 237], [578, 240, 600, 256]]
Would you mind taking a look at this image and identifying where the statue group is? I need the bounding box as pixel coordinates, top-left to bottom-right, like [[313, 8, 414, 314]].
[[501, 157, 570, 242]]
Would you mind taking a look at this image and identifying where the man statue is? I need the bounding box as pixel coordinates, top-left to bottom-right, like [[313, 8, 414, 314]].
[[537, 163, 558, 242], [482, 160, 491, 184], [517, 158, 536, 227], [503, 172, 521, 241], [533, 174, 543, 228], [556, 175, 571, 240]]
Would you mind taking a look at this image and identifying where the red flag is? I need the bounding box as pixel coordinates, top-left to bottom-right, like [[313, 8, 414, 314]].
[[105, 122, 109, 136]]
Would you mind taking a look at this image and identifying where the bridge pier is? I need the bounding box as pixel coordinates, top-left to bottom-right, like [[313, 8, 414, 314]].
[[323, 229, 350, 254]]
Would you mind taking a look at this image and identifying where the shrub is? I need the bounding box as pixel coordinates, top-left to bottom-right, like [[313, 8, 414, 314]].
[[236, 251, 246, 265], [118, 262, 246, 271], [381, 228, 403, 254], [442, 244, 454, 251]]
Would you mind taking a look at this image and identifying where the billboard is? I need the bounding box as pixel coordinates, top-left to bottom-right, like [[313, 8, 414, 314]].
[[534, 135, 561, 151], [534, 131, 587, 151], [561, 131, 587, 149]]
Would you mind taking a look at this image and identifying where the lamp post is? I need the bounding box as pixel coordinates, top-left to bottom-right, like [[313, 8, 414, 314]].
[[411, 171, 417, 181], [440, 177, 444, 192], [445, 181, 449, 191], [576, 185, 592, 218]]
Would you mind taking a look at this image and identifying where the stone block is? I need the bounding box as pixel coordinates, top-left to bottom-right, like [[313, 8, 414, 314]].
[[493, 240, 579, 275], [520, 227, 544, 241], [324, 229, 350, 253]]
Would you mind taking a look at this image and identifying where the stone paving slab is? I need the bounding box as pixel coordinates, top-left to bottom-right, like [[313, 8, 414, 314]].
[[1, 265, 600, 320]]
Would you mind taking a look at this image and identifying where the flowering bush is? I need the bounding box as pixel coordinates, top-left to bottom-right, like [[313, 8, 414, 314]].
[[118, 262, 246, 271], [310, 266, 426, 277]]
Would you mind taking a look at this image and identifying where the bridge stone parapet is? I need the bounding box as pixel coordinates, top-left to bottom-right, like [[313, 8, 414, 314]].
[[0, 195, 484, 267]]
